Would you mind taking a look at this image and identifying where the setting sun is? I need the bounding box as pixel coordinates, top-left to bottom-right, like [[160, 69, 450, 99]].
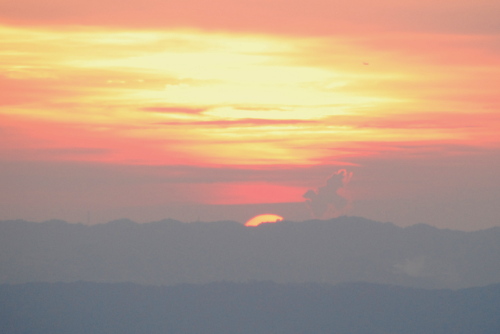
[[1, 0, 500, 331], [245, 214, 284, 227], [0, 0, 499, 229]]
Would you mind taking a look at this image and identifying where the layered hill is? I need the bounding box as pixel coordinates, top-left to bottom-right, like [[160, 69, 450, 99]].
[[1, 217, 499, 289], [1, 281, 499, 334]]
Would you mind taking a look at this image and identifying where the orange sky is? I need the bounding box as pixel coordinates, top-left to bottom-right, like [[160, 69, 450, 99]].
[[1, 0, 499, 229]]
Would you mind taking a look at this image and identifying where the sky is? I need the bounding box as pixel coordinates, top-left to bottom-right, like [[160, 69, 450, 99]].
[[1, 0, 499, 230]]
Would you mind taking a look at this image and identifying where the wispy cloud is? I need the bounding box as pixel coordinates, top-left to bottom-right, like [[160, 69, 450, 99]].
[[1, 0, 499, 36], [142, 106, 207, 114], [155, 118, 316, 127]]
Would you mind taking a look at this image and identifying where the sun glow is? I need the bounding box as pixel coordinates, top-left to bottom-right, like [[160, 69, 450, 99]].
[[1, 23, 498, 208], [245, 214, 284, 227], [0, 25, 413, 167]]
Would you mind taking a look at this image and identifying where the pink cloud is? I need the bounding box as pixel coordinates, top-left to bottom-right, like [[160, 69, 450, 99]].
[[1, 0, 499, 36], [0, 75, 72, 106], [325, 112, 500, 130], [142, 106, 206, 114], [155, 118, 316, 127]]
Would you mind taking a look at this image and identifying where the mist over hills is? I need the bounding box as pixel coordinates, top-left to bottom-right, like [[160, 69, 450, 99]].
[[1, 281, 500, 334], [1, 216, 499, 289]]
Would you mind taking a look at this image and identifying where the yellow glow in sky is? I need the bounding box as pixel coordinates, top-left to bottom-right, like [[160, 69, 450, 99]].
[[0, 25, 498, 167], [1, 0, 500, 229]]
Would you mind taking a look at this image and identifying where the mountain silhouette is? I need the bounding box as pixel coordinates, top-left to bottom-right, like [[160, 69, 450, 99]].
[[1, 217, 499, 288], [1, 281, 499, 334]]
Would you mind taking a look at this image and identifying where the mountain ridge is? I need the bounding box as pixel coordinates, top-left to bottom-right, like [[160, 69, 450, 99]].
[[1, 280, 499, 334], [1, 216, 499, 289]]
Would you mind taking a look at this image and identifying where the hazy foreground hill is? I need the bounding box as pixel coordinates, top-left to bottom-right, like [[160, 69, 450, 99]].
[[1, 217, 499, 289], [1, 281, 499, 334]]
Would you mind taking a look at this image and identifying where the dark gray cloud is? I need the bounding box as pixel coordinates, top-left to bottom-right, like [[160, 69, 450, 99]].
[[303, 169, 352, 218]]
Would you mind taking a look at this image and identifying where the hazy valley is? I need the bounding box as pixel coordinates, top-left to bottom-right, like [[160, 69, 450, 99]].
[[2, 281, 499, 333]]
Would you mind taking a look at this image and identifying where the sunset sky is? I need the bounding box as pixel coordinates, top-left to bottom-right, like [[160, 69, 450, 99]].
[[1, 0, 499, 229]]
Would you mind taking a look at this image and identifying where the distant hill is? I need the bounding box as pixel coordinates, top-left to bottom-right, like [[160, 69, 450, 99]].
[[1, 281, 499, 334], [1, 217, 499, 288]]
